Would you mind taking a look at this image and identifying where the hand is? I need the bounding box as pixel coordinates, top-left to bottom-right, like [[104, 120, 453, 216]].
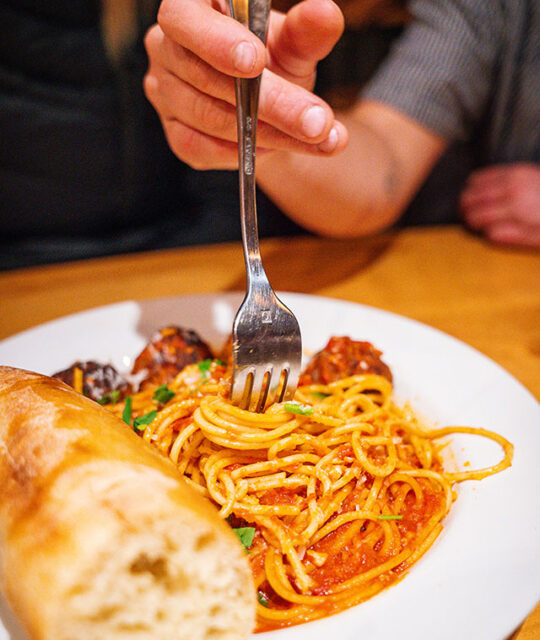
[[144, 0, 347, 169], [460, 164, 540, 248]]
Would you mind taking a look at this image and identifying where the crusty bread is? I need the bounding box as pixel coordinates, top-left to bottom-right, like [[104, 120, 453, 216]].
[[0, 367, 256, 640]]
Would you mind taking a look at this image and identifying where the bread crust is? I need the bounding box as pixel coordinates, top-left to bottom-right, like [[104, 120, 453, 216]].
[[0, 366, 255, 640]]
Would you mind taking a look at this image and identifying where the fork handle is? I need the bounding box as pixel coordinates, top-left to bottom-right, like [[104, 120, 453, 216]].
[[235, 76, 266, 287], [229, 0, 271, 292]]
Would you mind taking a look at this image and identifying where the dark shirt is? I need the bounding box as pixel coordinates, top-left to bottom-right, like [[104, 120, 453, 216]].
[[0, 0, 300, 269]]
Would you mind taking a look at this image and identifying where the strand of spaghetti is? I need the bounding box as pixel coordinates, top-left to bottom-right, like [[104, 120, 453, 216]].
[[203, 451, 247, 505], [398, 469, 454, 513], [330, 467, 358, 492], [318, 420, 375, 443], [328, 375, 393, 399], [313, 450, 337, 495], [352, 430, 397, 477], [324, 544, 414, 595], [196, 398, 298, 436], [230, 454, 320, 480], [256, 602, 310, 621], [196, 408, 299, 448], [266, 434, 323, 459], [173, 430, 206, 473], [337, 395, 382, 420], [320, 574, 396, 609], [168, 420, 200, 463], [218, 472, 237, 517], [144, 398, 197, 441], [264, 549, 323, 604], [398, 523, 444, 574], [242, 473, 308, 493], [301, 476, 323, 539], [410, 432, 433, 468], [431, 426, 514, 481], [363, 476, 385, 511], [385, 472, 425, 505], [302, 483, 355, 542], [257, 518, 314, 591], [209, 397, 295, 426], [309, 511, 388, 546], [236, 502, 301, 517], [396, 422, 513, 480], [182, 474, 208, 495], [387, 483, 413, 514]]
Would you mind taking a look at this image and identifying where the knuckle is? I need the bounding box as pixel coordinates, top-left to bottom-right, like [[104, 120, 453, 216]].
[[262, 81, 289, 118], [143, 24, 160, 54], [184, 48, 213, 87], [156, 0, 175, 29], [193, 93, 233, 137], [188, 53, 229, 98], [142, 72, 158, 102], [170, 124, 210, 170], [167, 122, 197, 165]]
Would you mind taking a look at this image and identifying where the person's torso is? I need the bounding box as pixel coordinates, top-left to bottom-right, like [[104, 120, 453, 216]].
[[483, 0, 540, 163]]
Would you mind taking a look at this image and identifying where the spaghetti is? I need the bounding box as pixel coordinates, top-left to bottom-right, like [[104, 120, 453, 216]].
[[102, 336, 513, 632]]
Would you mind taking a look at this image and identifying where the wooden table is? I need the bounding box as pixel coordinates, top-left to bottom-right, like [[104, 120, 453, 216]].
[[0, 225, 539, 637]]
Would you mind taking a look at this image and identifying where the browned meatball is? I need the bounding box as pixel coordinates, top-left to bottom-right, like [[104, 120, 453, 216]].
[[131, 326, 213, 387], [299, 336, 393, 386], [53, 361, 130, 402]]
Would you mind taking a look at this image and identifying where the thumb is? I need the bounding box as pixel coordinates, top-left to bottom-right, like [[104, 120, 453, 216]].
[[267, 0, 344, 87]]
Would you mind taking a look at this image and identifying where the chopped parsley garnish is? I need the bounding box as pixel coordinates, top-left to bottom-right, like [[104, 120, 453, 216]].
[[377, 515, 403, 520], [122, 396, 132, 426], [284, 402, 314, 416], [153, 384, 175, 404], [197, 359, 213, 378], [257, 592, 269, 608], [97, 389, 120, 405], [310, 391, 330, 400], [133, 410, 158, 432], [233, 527, 255, 550]]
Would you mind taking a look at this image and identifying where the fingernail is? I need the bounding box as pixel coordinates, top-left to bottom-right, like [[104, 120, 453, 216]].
[[233, 41, 256, 73], [318, 126, 338, 153], [302, 106, 327, 138]]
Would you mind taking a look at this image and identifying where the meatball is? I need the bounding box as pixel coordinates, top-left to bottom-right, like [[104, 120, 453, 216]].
[[299, 336, 393, 386], [131, 326, 213, 387], [53, 361, 130, 402]]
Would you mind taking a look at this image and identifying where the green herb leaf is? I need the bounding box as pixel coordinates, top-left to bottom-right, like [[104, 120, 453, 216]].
[[377, 515, 403, 520], [153, 384, 175, 404], [122, 396, 132, 426], [233, 527, 255, 550], [310, 391, 330, 400], [133, 410, 157, 432], [197, 359, 213, 378], [97, 389, 120, 405], [284, 402, 314, 416], [215, 359, 226, 367], [257, 592, 269, 608]]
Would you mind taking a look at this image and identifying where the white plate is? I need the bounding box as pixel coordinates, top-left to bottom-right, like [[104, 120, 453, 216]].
[[1, 293, 539, 640]]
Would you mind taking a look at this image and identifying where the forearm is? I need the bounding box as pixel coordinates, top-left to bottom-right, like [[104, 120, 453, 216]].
[[257, 114, 399, 237], [257, 102, 446, 237]]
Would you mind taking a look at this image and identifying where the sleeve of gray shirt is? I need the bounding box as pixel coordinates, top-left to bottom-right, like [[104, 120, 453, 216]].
[[362, 0, 504, 142]]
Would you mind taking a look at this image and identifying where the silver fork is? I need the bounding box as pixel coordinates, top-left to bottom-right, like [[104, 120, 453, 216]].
[[228, 0, 302, 412]]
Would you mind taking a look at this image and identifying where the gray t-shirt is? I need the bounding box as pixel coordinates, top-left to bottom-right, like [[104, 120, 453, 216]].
[[363, 0, 540, 164]]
